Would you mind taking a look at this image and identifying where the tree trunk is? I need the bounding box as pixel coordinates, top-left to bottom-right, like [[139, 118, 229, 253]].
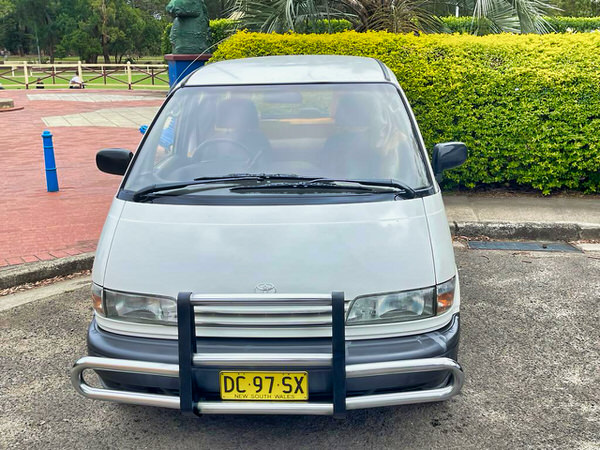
[[100, 0, 111, 63], [102, 39, 111, 64]]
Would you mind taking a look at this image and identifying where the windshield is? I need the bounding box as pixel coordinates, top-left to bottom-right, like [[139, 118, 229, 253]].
[[123, 83, 431, 194]]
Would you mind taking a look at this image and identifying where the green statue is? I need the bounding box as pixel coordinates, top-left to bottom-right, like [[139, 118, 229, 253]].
[[166, 0, 210, 54]]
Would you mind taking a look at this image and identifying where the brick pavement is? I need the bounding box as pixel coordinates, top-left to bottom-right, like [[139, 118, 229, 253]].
[[0, 89, 165, 268]]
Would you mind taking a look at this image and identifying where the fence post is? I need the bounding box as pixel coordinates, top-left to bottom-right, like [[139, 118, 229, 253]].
[[77, 60, 83, 85], [23, 61, 29, 89], [41, 130, 59, 192], [126, 61, 132, 90]]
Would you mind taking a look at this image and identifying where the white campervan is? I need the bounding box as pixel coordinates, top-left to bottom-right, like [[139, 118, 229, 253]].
[[72, 55, 467, 417]]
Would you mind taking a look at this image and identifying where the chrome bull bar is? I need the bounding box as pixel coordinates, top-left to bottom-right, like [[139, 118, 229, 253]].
[[71, 292, 464, 416]]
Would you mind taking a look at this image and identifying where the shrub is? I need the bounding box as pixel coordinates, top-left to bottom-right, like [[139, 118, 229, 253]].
[[296, 19, 353, 34], [440, 16, 491, 34], [211, 31, 600, 193], [441, 16, 600, 34], [544, 16, 600, 32], [161, 23, 172, 55], [209, 18, 240, 48]]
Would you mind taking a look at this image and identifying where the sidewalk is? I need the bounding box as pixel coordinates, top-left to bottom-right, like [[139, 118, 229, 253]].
[[444, 193, 600, 240], [444, 193, 600, 225], [1, 88, 599, 286]]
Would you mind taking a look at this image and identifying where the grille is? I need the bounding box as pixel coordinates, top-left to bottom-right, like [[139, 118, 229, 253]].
[[192, 293, 347, 337]]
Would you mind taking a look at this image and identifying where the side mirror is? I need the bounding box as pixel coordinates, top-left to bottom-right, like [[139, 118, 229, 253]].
[[96, 149, 133, 175], [432, 142, 468, 182]]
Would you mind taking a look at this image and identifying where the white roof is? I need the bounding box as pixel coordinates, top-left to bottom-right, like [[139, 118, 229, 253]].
[[185, 55, 390, 86]]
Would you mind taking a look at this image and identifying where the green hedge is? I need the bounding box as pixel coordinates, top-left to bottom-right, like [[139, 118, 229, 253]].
[[441, 16, 600, 34], [295, 19, 353, 34], [211, 31, 600, 193], [208, 18, 241, 47], [440, 16, 492, 34], [544, 16, 600, 32]]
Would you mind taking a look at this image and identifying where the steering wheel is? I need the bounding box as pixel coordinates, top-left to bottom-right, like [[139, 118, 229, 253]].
[[192, 138, 256, 164]]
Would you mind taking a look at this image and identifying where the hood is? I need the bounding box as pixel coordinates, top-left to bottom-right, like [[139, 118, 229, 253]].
[[102, 198, 435, 300]]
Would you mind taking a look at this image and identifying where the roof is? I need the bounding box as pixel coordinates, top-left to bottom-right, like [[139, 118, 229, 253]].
[[184, 55, 390, 86]]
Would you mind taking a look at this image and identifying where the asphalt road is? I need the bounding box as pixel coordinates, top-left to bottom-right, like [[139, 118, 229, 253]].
[[1, 247, 598, 449]]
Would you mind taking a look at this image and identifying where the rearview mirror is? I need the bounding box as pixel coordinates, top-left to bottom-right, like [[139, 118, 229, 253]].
[[432, 142, 468, 182], [96, 149, 133, 175]]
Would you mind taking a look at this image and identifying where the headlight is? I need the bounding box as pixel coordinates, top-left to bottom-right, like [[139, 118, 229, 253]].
[[94, 286, 177, 325], [347, 277, 455, 325]]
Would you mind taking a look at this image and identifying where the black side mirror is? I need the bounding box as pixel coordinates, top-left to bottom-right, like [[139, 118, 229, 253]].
[[96, 149, 133, 175], [432, 142, 468, 182]]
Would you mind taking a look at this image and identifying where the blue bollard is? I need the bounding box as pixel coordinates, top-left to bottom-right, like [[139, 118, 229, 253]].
[[41, 130, 59, 192]]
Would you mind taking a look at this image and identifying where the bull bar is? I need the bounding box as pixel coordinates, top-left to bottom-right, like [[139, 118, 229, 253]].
[[71, 292, 464, 417]]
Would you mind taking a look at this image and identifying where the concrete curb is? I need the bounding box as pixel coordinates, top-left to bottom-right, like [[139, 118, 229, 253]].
[[450, 221, 600, 241], [0, 252, 94, 290]]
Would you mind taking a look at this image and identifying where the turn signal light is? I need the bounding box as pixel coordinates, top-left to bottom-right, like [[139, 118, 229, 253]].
[[92, 284, 104, 316], [436, 277, 455, 315]]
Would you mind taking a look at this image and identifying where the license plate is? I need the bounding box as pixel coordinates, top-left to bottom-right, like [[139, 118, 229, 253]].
[[219, 371, 308, 401]]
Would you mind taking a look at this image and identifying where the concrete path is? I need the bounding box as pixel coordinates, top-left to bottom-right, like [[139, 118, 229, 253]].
[[27, 93, 164, 103], [444, 193, 600, 226], [43, 106, 160, 128], [444, 193, 600, 240]]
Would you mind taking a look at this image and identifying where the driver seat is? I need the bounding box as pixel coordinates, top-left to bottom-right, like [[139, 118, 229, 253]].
[[196, 98, 271, 167]]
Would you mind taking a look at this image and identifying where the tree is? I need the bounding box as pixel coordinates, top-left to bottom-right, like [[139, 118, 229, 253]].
[[341, 0, 441, 32], [57, 0, 165, 62], [231, 0, 558, 34], [129, 0, 170, 17], [232, 0, 353, 32], [472, 0, 557, 33], [549, 0, 600, 16]]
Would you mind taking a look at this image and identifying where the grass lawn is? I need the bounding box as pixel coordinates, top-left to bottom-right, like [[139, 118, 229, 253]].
[[2, 55, 166, 64]]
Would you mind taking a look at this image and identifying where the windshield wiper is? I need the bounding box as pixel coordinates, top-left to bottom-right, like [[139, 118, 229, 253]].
[[131, 174, 322, 202], [231, 182, 389, 194], [313, 178, 417, 198], [199, 173, 321, 182], [231, 178, 417, 198], [132, 175, 416, 201]]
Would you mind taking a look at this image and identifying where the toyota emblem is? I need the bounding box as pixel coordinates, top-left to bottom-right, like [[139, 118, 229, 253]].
[[255, 283, 277, 293]]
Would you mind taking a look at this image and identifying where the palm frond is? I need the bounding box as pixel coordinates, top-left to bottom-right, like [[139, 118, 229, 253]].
[[233, 0, 347, 32], [473, 0, 556, 34], [474, 0, 520, 34], [511, 0, 557, 33]]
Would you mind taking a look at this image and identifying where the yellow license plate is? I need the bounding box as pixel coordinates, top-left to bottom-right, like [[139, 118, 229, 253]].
[[219, 371, 308, 401]]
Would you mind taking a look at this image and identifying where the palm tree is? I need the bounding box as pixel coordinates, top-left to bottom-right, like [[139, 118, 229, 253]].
[[230, 0, 556, 35], [232, 0, 345, 32], [341, 0, 441, 33], [472, 0, 557, 34]]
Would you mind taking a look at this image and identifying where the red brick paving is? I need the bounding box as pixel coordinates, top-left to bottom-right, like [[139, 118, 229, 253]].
[[0, 89, 165, 269]]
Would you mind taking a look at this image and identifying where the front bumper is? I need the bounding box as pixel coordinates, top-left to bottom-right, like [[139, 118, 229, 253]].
[[73, 292, 463, 416]]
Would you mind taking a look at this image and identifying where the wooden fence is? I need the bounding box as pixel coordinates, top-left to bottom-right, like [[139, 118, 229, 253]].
[[0, 61, 169, 90]]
